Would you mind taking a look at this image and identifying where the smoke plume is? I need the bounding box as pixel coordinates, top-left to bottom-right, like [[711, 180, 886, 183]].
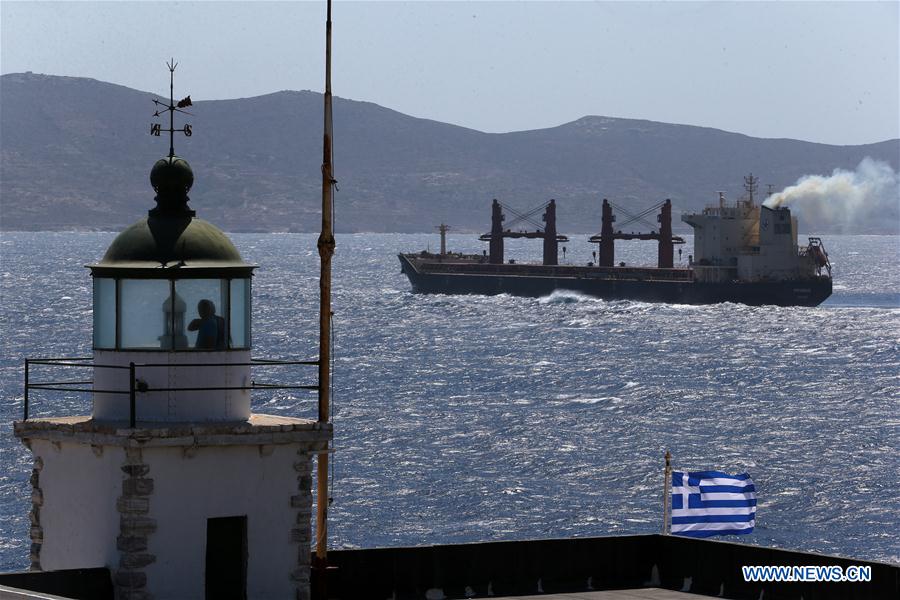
[[763, 158, 899, 233]]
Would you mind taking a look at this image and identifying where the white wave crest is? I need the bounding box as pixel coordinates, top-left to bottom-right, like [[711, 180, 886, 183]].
[[538, 289, 594, 304]]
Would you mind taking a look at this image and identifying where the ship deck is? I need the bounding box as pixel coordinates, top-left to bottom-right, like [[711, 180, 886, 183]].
[[402, 253, 694, 282]]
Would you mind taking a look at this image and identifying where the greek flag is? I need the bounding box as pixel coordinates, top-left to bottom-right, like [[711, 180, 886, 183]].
[[671, 471, 756, 537]]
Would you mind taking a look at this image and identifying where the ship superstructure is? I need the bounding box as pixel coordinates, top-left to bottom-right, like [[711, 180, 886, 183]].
[[681, 175, 831, 285], [399, 176, 832, 306]]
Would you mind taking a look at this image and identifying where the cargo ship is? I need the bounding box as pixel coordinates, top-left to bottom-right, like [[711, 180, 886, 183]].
[[399, 176, 832, 306]]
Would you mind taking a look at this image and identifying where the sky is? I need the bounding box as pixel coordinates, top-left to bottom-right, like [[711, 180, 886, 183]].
[[1, 1, 898, 146]]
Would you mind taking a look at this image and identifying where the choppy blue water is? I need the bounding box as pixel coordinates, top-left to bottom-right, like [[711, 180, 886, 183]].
[[1, 232, 898, 570]]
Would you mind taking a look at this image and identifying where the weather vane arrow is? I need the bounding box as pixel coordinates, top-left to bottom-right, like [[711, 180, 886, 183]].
[[150, 59, 193, 157]]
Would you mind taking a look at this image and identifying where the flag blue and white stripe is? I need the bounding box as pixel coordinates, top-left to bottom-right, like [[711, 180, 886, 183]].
[[670, 470, 756, 538]]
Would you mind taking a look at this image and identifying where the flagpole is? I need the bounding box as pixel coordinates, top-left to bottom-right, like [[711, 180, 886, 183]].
[[662, 450, 671, 535], [315, 0, 335, 572]]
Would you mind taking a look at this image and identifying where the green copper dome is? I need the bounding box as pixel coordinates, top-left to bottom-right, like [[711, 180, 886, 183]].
[[97, 216, 245, 267], [88, 156, 253, 276]]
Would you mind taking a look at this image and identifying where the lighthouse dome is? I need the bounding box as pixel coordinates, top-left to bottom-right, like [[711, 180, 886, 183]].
[[98, 216, 245, 268], [92, 155, 250, 271]]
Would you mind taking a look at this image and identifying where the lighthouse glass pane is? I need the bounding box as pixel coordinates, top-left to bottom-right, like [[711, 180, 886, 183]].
[[176, 279, 228, 350], [92, 278, 116, 349], [229, 278, 250, 349], [120, 279, 172, 349]]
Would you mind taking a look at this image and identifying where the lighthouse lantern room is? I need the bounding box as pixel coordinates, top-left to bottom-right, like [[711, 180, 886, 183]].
[[89, 153, 255, 423], [14, 63, 330, 600]]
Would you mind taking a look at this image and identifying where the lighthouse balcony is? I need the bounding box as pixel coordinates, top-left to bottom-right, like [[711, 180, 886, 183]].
[[92, 350, 253, 422], [20, 356, 319, 427], [14, 412, 331, 447]]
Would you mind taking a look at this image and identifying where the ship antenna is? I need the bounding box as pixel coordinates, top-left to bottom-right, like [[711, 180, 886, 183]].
[[150, 59, 193, 157], [743, 173, 758, 205], [316, 0, 336, 576]]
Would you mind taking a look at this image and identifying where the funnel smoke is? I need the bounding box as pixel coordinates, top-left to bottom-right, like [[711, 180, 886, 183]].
[[763, 158, 899, 233]]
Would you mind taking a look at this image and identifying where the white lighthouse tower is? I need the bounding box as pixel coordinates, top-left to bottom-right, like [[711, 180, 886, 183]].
[[14, 66, 331, 600]]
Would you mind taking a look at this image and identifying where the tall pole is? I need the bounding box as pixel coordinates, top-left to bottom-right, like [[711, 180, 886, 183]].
[[662, 450, 671, 535], [168, 61, 175, 157], [315, 0, 335, 567]]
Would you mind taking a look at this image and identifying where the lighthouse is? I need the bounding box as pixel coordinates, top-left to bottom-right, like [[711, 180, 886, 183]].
[[14, 64, 331, 600]]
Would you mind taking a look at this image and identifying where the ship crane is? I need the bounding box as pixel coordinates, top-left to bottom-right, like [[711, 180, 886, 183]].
[[589, 198, 685, 268], [478, 199, 569, 265]]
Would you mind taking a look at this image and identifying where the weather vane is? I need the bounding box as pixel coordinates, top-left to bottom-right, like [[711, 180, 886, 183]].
[[150, 59, 193, 157]]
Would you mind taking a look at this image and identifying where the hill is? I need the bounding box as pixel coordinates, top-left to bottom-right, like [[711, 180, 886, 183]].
[[1, 72, 897, 233]]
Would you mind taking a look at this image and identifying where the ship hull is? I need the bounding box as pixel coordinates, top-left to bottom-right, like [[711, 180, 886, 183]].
[[399, 254, 832, 307]]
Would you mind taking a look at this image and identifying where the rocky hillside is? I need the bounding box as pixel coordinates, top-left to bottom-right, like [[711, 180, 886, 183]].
[[1, 72, 897, 233]]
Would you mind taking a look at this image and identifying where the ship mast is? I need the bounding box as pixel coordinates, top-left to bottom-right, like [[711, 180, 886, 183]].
[[743, 173, 758, 206], [436, 223, 450, 255], [316, 0, 335, 569]]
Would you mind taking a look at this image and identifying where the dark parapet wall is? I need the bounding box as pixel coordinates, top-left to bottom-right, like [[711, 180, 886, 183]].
[[320, 535, 654, 598], [320, 535, 898, 599], [2, 537, 896, 599], [0, 568, 113, 600], [655, 535, 898, 599]]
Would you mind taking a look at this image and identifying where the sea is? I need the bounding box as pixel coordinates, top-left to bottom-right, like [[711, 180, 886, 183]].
[[0, 232, 898, 571]]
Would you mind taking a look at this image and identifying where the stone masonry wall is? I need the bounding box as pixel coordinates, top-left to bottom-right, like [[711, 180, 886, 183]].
[[291, 449, 315, 600], [115, 446, 156, 600], [28, 456, 44, 571]]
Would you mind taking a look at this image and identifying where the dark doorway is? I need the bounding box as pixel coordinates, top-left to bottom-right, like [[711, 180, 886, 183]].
[[205, 516, 247, 600]]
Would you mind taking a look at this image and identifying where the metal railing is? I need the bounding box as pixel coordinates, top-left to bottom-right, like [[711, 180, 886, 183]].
[[23, 356, 318, 428]]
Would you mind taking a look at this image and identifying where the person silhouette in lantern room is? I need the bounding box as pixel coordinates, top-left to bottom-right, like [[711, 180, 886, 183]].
[[188, 299, 226, 349]]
